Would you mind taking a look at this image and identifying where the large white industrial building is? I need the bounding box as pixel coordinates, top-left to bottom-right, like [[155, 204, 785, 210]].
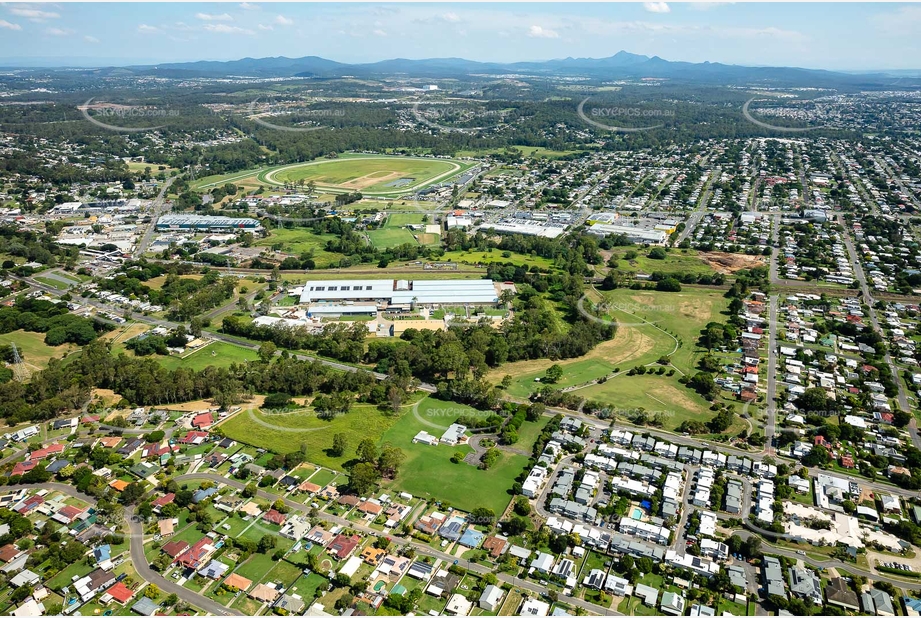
[[586, 223, 667, 245], [299, 279, 499, 307]]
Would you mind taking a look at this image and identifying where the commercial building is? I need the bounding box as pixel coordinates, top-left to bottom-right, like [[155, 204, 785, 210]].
[[155, 214, 262, 232], [586, 223, 667, 245], [299, 278, 498, 306]]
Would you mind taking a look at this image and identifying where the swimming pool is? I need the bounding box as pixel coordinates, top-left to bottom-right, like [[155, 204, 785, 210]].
[[631, 507, 644, 520]]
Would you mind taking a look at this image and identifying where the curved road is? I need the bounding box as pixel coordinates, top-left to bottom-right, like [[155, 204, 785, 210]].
[[2, 481, 232, 615]]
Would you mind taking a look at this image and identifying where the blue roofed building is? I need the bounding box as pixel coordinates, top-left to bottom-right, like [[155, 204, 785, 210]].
[[459, 528, 485, 548]]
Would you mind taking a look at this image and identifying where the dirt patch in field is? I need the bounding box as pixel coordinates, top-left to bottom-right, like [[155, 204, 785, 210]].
[[647, 382, 708, 413], [698, 251, 766, 274], [677, 298, 714, 323], [100, 323, 149, 345], [91, 388, 122, 406], [341, 171, 405, 190]]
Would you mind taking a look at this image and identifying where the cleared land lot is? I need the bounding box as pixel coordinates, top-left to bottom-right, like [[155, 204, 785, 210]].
[[155, 341, 259, 371], [254, 227, 342, 268], [606, 248, 720, 277], [218, 400, 418, 470]]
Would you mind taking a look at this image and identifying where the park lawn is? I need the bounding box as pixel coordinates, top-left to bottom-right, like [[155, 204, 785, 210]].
[[607, 247, 718, 277], [367, 227, 418, 249], [575, 373, 713, 431], [34, 275, 73, 290], [442, 249, 556, 271], [414, 396, 496, 429], [279, 264, 483, 282], [491, 322, 674, 398], [155, 342, 259, 371], [378, 403, 527, 514], [0, 329, 75, 374], [218, 403, 409, 470]]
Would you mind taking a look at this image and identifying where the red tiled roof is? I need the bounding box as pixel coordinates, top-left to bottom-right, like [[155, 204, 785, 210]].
[[161, 540, 190, 558], [176, 537, 212, 570], [262, 509, 286, 525], [180, 431, 209, 444], [11, 461, 37, 477], [328, 534, 361, 560], [107, 581, 134, 604], [152, 493, 175, 508], [191, 413, 214, 429]]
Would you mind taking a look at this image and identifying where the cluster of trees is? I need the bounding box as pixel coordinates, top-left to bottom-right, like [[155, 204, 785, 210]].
[[348, 439, 406, 494], [0, 338, 402, 424], [0, 296, 106, 351]]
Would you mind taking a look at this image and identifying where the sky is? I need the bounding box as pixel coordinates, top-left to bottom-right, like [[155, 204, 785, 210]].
[[0, 2, 919, 71]]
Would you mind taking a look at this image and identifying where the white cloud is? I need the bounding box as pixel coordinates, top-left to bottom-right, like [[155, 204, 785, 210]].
[[872, 6, 921, 37], [45, 27, 72, 36], [258, 24, 272, 31], [137, 24, 160, 34], [441, 12, 460, 23], [239, 2, 260, 9], [274, 14, 293, 26], [0, 19, 21, 30], [8, 6, 60, 21], [528, 25, 559, 39], [204, 23, 252, 34], [373, 29, 387, 36], [643, 2, 671, 14], [196, 13, 233, 22], [84, 35, 99, 43]]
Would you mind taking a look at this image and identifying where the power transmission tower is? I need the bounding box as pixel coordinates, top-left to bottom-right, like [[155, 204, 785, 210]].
[[10, 342, 27, 382]]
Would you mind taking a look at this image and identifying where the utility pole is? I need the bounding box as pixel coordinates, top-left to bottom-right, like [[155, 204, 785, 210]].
[[10, 342, 27, 382]]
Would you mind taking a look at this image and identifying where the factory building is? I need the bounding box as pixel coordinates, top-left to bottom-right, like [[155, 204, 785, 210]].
[[299, 279, 499, 307], [156, 215, 263, 232], [586, 223, 667, 245]]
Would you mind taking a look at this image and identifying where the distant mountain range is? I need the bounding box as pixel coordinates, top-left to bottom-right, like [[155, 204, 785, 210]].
[[6, 51, 917, 89]]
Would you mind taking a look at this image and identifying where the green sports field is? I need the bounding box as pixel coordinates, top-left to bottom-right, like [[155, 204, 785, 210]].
[[367, 228, 418, 249]]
